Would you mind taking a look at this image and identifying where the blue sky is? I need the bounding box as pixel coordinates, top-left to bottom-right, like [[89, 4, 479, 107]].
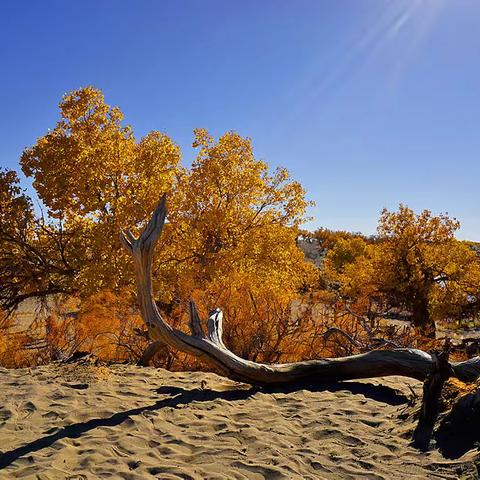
[[1, 0, 479, 239]]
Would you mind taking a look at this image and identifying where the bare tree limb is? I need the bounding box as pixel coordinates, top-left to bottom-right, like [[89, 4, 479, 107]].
[[122, 198, 480, 387]]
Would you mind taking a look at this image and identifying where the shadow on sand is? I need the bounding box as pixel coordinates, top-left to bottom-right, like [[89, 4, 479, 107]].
[[435, 391, 480, 459], [0, 380, 407, 469]]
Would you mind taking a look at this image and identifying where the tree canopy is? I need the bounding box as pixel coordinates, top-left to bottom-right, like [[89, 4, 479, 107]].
[[1, 86, 317, 366], [323, 205, 480, 337], [2, 86, 480, 367]]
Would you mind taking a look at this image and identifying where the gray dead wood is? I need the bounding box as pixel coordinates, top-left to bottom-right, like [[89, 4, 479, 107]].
[[121, 198, 480, 387], [413, 341, 453, 450]]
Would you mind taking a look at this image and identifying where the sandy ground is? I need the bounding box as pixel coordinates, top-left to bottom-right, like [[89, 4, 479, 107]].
[[0, 363, 478, 479]]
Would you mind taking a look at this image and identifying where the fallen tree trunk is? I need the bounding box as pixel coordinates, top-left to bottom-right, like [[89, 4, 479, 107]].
[[121, 197, 480, 387]]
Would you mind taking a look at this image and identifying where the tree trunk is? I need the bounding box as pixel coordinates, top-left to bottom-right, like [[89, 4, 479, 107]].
[[120, 198, 480, 387], [413, 342, 453, 450], [411, 289, 436, 338], [137, 341, 163, 366]]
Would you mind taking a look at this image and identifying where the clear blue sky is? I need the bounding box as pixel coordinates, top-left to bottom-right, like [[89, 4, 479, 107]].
[[1, 0, 479, 239]]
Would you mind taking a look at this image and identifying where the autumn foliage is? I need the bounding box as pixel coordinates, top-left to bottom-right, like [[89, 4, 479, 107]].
[[0, 87, 318, 368], [322, 206, 480, 337], [1, 87, 480, 369]]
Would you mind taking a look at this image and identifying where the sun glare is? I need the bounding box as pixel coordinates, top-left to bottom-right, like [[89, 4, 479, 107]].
[[343, 0, 449, 94]]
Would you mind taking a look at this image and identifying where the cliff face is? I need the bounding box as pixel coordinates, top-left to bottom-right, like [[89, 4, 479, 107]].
[[296, 237, 325, 268]]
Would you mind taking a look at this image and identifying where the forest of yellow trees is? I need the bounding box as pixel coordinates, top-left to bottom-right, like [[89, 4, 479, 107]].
[[1, 87, 480, 369]]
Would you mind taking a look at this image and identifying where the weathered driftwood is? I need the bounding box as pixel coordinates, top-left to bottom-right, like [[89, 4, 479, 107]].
[[121, 198, 480, 387], [413, 341, 453, 450]]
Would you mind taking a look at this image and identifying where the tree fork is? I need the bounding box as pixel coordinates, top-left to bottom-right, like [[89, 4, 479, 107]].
[[121, 197, 480, 387]]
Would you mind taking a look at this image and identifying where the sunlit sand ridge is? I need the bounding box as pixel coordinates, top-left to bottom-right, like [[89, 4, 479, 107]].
[[0, 362, 478, 479]]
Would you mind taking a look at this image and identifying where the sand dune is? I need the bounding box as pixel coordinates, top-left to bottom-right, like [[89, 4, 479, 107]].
[[0, 362, 478, 479]]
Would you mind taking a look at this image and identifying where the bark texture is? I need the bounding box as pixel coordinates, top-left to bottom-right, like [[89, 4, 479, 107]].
[[121, 198, 480, 387], [413, 342, 453, 450]]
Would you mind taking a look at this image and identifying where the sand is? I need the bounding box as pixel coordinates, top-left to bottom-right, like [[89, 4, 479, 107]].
[[0, 362, 478, 479]]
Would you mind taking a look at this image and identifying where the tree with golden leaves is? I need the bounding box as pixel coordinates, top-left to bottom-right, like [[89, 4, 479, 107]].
[[1, 87, 316, 366], [20, 86, 182, 295], [324, 205, 480, 337], [141, 128, 318, 364], [0, 169, 79, 312]]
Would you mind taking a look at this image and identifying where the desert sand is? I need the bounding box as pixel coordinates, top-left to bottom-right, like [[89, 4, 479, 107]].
[[0, 361, 478, 479]]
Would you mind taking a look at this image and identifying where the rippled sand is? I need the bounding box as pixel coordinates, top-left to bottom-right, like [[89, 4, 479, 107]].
[[0, 363, 478, 479]]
